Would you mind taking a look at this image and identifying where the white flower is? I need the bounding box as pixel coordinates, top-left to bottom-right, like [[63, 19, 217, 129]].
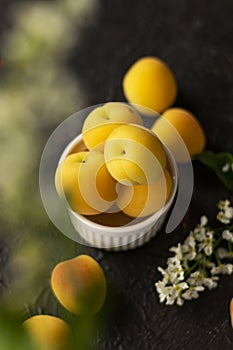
[[182, 285, 205, 300], [176, 297, 184, 306], [193, 227, 207, 242], [198, 231, 214, 256], [204, 245, 213, 256], [155, 280, 171, 303], [200, 215, 208, 227], [217, 200, 233, 224], [192, 216, 209, 242], [167, 256, 181, 266], [186, 271, 218, 290], [222, 163, 230, 172], [218, 200, 231, 210], [217, 212, 231, 224], [203, 276, 219, 290], [217, 247, 229, 259], [187, 271, 203, 285], [211, 264, 233, 275], [182, 235, 196, 260], [155, 280, 187, 305], [165, 282, 189, 305], [222, 230, 233, 243], [169, 243, 183, 260], [155, 271, 189, 306], [225, 207, 233, 219], [163, 286, 177, 305], [157, 267, 169, 283], [166, 257, 184, 283]]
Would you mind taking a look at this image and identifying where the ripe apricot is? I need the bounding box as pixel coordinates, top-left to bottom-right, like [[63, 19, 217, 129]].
[[22, 315, 71, 350], [104, 124, 167, 185], [152, 107, 206, 162], [55, 151, 118, 215], [117, 169, 172, 217], [51, 255, 107, 315], [123, 56, 177, 113], [82, 102, 142, 151]]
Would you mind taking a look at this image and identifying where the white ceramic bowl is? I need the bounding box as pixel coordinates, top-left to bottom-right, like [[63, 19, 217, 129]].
[[58, 134, 178, 251]]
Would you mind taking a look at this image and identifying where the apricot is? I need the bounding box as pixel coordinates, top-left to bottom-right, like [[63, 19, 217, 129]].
[[104, 124, 166, 185], [55, 151, 118, 215], [22, 315, 71, 350], [82, 102, 142, 151], [151, 107, 206, 162], [122, 56, 177, 113], [51, 255, 107, 315], [117, 169, 172, 217]]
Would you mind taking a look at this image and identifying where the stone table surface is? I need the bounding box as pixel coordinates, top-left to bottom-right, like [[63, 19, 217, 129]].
[[78, 1, 233, 349]]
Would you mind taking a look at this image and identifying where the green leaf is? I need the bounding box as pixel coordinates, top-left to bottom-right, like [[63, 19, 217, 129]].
[[196, 150, 233, 191], [0, 310, 37, 350]]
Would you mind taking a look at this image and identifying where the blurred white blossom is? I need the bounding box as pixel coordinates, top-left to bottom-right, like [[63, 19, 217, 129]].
[[211, 264, 233, 275], [3, 1, 98, 62], [217, 247, 230, 259], [222, 163, 233, 173], [222, 230, 233, 243], [60, 0, 99, 21], [0, 0, 98, 226]]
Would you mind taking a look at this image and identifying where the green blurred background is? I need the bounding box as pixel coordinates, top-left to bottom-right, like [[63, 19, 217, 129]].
[[0, 1, 105, 349]]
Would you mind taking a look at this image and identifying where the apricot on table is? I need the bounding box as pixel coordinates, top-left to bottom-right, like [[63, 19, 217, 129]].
[[82, 102, 143, 151], [55, 151, 118, 215], [117, 169, 172, 217], [122, 56, 177, 113], [22, 315, 71, 350], [51, 255, 107, 315], [104, 124, 167, 185], [151, 107, 206, 162]]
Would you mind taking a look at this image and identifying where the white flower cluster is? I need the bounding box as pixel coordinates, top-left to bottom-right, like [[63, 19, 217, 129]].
[[155, 200, 233, 306]]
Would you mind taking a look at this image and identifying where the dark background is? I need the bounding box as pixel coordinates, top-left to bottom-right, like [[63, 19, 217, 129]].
[[1, 0, 233, 349]]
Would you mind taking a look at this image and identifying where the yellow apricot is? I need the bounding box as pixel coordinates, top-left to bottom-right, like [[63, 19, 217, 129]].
[[22, 315, 71, 350], [117, 169, 172, 217], [104, 124, 167, 185], [55, 151, 118, 215], [152, 107, 206, 162], [51, 255, 107, 315], [82, 102, 142, 151], [123, 56, 177, 113]]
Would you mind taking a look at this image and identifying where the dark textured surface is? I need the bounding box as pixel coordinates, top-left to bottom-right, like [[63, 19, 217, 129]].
[[1, 0, 233, 349], [76, 1, 233, 349]]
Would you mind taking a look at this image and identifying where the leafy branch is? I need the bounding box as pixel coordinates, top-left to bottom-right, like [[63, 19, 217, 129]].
[[196, 150, 233, 191]]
